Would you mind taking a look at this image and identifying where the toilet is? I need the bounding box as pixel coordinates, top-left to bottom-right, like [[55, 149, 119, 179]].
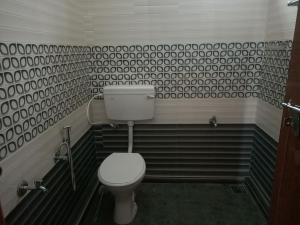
[[98, 85, 155, 224]]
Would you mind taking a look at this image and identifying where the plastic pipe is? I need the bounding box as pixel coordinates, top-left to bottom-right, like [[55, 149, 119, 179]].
[[128, 121, 134, 153]]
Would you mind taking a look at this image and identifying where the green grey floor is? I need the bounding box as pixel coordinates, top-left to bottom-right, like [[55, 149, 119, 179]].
[[80, 183, 266, 225]]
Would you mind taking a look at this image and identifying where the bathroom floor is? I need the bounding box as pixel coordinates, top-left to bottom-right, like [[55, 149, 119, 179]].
[[80, 183, 266, 225]]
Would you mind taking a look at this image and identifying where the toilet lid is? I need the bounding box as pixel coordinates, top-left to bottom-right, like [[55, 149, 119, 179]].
[[98, 153, 146, 186]]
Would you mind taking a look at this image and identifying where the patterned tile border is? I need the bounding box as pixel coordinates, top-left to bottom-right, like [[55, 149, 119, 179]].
[[89, 42, 264, 99], [0, 43, 92, 161], [0, 40, 292, 161], [259, 41, 292, 108]]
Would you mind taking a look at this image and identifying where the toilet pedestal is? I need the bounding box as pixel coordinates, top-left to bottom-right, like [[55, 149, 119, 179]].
[[114, 192, 137, 224], [98, 153, 146, 225]]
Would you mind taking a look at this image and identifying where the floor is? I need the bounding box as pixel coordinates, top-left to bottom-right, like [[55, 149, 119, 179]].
[[80, 183, 266, 225]]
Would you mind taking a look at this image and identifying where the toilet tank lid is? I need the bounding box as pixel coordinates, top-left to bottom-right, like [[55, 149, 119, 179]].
[[103, 85, 155, 94]]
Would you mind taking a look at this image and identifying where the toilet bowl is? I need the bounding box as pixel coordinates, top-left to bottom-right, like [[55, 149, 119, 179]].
[[98, 153, 146, 224]]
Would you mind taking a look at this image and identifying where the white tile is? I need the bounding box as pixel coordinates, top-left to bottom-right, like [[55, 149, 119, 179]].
[[91, 98, 258, 125], [0, 104, 91, 216], [255, 99, 283, 141]]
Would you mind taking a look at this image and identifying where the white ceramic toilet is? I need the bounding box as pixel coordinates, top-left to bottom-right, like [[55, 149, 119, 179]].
[[97, 85, 155, 225]]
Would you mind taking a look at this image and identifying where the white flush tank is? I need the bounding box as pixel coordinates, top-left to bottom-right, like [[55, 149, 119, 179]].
[[103, 85, 155, 121]]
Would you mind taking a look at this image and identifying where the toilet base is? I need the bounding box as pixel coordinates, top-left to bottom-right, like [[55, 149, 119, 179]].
[[113, 192, 138, 225]]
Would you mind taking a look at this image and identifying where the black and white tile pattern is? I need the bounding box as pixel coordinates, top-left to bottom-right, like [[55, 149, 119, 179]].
[[0, 43, 91, 160], [0, 40, 292, 161], [259, 41, 292, 108], [89, 42, 263, 99]]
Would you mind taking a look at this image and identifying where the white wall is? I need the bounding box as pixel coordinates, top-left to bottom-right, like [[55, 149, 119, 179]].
[[83, 0, 270, 138], [256, 99, 283, 141], [83, 0, 269, 44], [265, 0, 297, 41], [255, 0, 297, 141], [90, 97, 280, 142], [0, 104, 90, 216], [90, 97, 279, 142], [0, 0, 90, 216], [0, 0, 87, 44], [84, 0, 296, 143], [91, 98, 258, 125]]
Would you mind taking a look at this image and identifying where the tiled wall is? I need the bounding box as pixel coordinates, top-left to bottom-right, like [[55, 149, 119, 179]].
[[0, 0, 92, 216], [5, 130, 98, 225], [0, 40, 291, 162], [0, 0, 86, 43], [4, 123, 277, 224], [87, 39, 292, 142], [83, 0, 297, 143], [0, 0, 297, 217], [259, 40, 292, 108], [255, 0, 297, 141], [91, 98, 258, 125], [247, 126, 278, 217], [89, 41, 292, 106], [0, 0, 295, 164], [265, 0, 297, 41], [83, 0, 268, 44], [0, 106, 90, 216], [93, 124, 256, 182], [0, 42, 91, 161], [89, 42, 263, 99]]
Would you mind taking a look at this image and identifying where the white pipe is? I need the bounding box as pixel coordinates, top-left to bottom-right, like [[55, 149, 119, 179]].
[[128, 121, 134, 153], [86, 94, 118, 129], [60, 142, 76, 191], [86, 93, 105, 125]]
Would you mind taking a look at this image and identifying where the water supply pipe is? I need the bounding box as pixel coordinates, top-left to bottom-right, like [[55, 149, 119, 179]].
[[128, 121, 134, 153]]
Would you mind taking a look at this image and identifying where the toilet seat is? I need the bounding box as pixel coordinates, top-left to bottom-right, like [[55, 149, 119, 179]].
[[98, 153, 146, 187]]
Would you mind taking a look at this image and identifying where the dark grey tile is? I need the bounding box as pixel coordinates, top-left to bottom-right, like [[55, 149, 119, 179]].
[[80, 183, 266, 225]]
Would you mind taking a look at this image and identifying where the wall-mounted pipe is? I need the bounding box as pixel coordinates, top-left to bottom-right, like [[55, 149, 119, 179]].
[[127, 121, 134, 153], [86, 93, 104, 125], [209, 116, 218, 128], [63, 126, 76, 191], [62, 142, 76, 191], [17, 180, 47, 197], [86, 93, 117, 128], [54, 126, 76, 191]]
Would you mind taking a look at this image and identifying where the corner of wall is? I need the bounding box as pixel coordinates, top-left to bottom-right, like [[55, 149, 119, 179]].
[[0, 104, 90, 216]]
